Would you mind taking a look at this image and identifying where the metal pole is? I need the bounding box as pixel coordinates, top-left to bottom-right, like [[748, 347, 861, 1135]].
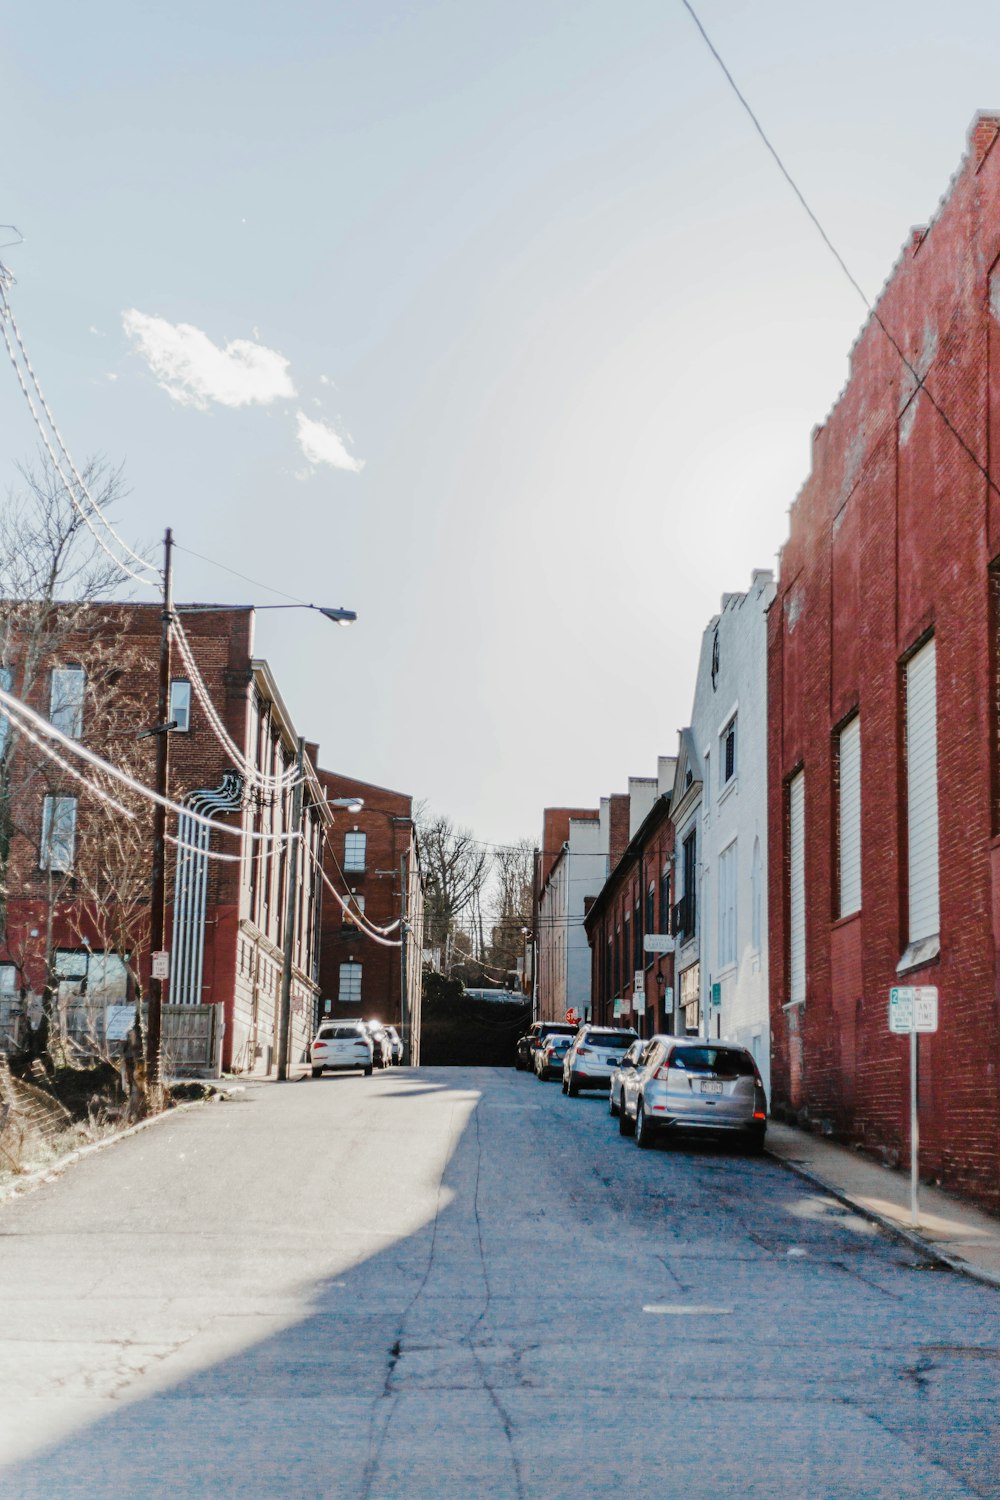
[[276, 736, 305, 1080], [910, 1026, 919, 1228], [146, 527, 173, 1085], [399, 850, 408, 1063]]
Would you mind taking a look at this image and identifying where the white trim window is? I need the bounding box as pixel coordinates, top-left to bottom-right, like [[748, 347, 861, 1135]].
[[905, 639, 939, 945], [343, 831, 366, 872], [49, 666, 85, 739], [718, 840, 737, 969], [0, 963, 16, 996], [338, 961, 362, 1002], [788, 772, 806, 1005], [169, 679, 192, 733], [40, 795, 77, 871], [838, 716, 862, 918]]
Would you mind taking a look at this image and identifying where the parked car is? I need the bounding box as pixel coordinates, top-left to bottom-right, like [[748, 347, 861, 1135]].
[[561, 1026, 638, 1096], [384, 1025, 403, 1065], [608, 1038, 646, 1114], [515, 1020, 579, 1071], [310, 1023, 374, 1077], [618, 1036, 767, 1151], [535, 1033, 573, 1080], [363, 1020, 392, 1069]]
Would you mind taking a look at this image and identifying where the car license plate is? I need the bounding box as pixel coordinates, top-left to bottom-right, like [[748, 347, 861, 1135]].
[[700, 1080, 723, 1094], [606, 1057, 617, 1066]]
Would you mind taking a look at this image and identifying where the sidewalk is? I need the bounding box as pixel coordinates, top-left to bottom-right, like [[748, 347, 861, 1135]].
[[766, 1120, 1000, 1289]]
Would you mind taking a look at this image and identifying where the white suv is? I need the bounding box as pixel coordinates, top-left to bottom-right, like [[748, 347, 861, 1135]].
[[310, 1023, 374, 1077], [562, 1026, 638, 1096]]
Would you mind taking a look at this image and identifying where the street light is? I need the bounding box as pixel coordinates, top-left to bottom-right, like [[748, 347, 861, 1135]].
[[328, 796, 364, 813]]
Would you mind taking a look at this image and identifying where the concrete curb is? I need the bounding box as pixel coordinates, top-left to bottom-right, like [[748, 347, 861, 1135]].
[[769, 1148, 1000, 1292], [0, 1093, 217, 1209]]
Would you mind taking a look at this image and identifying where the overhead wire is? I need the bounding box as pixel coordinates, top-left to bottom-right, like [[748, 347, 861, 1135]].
[[680, 0, 1000, 506], [0, 270, 162, 590]]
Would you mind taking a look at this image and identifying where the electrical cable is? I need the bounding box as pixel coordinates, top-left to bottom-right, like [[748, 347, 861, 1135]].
[[680, 0, 1000, 506], [0, 684, 298, 844], [0, 274, 161, 590], [173, 543, 313, 606]]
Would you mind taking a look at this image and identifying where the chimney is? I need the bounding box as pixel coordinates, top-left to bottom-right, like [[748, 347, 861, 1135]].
[[971, 113, 1000, 171], [609, 793, 630, 870]]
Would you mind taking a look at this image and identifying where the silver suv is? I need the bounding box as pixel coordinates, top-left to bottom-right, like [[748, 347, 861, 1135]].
[[618, 1036, 767, 1151], [562, 1026, 638, 1096]]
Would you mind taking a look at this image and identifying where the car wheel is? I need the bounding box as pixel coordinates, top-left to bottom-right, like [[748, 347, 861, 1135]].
[[744, 1128, 765, 1156], [619, 1100, 635, 1137], [311, 1066, 323, 1078], [567, 1073, 580, 1098], [609, 1090, 618, 1116], [363, 1065, 373, 1076], [635, 1100, 654, 1149], [561, 1075, 568, 1095]]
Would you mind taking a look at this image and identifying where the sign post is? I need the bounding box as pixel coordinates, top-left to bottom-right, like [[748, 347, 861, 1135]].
[[888, 986, 938, 1227]]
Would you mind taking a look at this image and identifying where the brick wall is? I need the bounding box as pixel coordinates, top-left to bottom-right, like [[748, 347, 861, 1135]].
[[768, 114, 1000, 1209]]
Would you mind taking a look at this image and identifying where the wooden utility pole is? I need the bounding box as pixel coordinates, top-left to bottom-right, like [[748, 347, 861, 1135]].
[[146, 527, 173, 1084]]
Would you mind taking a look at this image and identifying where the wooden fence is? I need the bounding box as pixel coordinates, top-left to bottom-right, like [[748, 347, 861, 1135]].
[[0, 1000, 220, 1077]]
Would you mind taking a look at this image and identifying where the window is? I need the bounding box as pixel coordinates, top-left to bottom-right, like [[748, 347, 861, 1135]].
[[170, 679, 192, 733], [788, 772, 806, 1005], [40, 795, 77, 871], [633, 900, 642, 969], [838, 716, 862, 917], [338, 961, 362, 1002], [646, 881, 655, 939], [905, 639, 939, 945], [342, 892, 366, 927], [751, 836, 763, 951], [721, 715, 737, 786], [718, 840, 737, 969], [681, 828, 697, 935], [49, 667, 85, 739], [0, 964, 15, 995], [344, 831, 366, 871], [659, 865, 670, 933], [0, 666, 10, 758]]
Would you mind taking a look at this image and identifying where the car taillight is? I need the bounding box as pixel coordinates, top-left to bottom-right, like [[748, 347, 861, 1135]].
[[313, 1042, 327, 1050], [753, 1109, 766, 1120], [654, 1065, 669, 1080], [577, 1046, 591, 1056]]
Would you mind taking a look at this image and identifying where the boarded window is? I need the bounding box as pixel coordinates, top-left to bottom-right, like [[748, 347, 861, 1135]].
[[788, 772, 806, 1005], [905, 639, 939, 943], [718, 841, 737, 968], [838, 716, 862, 917]]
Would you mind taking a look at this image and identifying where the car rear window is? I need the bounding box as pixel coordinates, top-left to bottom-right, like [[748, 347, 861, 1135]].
[[669, 1047, 754, 1076], [546, 1037, 571, 1049], [321, 1025, 365, 1040], [585, 1032, 635, 1049], [542, 1024, 577, 1035]]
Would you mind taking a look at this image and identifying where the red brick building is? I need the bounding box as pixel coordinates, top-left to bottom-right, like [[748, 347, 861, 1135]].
[[768, 115, 1000, 1209], [0, 603, 330, 1075], [317, 770, 424, 1062], [584, 779, 675, 1038]]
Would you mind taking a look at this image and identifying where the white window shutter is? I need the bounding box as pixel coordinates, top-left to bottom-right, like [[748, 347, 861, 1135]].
[[789, 772, 806, 1004], [838, 717, 862, 917], [906, 640, 939, 942]]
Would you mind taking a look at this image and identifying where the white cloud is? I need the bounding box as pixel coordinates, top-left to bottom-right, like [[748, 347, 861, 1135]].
[[295, 411, 364, 474], [122, 309, 296, 410]]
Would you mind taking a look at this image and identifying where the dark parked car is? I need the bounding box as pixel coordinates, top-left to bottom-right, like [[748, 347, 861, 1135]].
[[515, 1020, 579, 1070]]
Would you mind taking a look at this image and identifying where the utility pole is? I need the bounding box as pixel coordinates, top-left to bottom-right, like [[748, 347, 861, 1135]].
[[399, 848, 408, 1063], [276, 736, 305, 1080], [146, 527, 173, 1085]]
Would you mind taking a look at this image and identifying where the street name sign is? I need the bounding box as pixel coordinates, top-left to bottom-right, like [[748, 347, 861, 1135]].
[[643, 934, 675, 954]]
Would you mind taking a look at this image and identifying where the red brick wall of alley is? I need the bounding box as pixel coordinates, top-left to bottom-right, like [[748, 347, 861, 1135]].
[[768, 115, 1000, 1209]]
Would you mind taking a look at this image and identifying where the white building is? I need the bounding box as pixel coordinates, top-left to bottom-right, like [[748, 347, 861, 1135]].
[[670, 570, 775, 1097], [536, 808, 607, 1022]]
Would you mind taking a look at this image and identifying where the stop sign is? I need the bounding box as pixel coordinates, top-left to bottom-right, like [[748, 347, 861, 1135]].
[[565, 1008, 579, 1024]]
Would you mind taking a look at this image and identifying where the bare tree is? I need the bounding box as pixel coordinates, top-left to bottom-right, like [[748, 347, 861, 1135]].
[[486, 838, 534, 981], [0, 453, 153, 1081], [416, 809, 491, 966]]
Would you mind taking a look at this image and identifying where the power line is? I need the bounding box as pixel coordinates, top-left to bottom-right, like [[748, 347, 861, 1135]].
[[173, 543, 313, 607], [680, 0, 1000, 506]]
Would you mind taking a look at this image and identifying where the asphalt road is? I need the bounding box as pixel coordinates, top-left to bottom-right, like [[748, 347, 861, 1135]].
[[1, 1066, 998, 1499]]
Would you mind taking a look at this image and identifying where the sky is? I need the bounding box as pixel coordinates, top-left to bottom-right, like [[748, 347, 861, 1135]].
[[2, 1, 998, 847]]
